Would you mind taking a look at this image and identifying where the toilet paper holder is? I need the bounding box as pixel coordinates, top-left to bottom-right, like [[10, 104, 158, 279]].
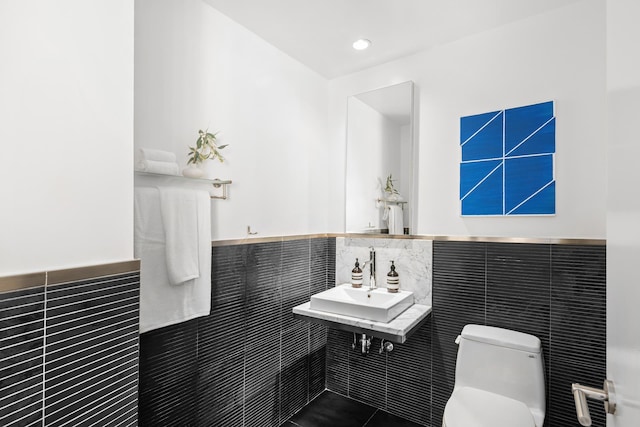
[[571, 380, 616, 426]]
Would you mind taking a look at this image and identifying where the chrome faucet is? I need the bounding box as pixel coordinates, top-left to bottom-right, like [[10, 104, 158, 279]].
[[361, 246, 376, 289]]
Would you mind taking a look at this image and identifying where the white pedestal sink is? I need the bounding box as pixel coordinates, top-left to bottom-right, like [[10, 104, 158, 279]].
[[310, 283, 414, 323]]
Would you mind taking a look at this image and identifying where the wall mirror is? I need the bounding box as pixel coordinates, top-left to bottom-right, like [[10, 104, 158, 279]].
[[345, 81, 416, 234]]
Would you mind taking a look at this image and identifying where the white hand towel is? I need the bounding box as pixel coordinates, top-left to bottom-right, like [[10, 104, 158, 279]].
[[158, 187, 202, 285], [137, 148, 177, 163], [136, 160, 179, 176], [190, 190, 212, 317], [134, 187, 212, 333], [387, 205, 404, 235]]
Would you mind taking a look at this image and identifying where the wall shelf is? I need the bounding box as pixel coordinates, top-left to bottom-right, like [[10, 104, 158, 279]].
[[134, 171, 232, 200], [377, 198, 408, 205], [376, 198, 408, 215]]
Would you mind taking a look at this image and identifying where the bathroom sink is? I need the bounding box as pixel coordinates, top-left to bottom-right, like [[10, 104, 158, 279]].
[[309, 284, 414, 323]]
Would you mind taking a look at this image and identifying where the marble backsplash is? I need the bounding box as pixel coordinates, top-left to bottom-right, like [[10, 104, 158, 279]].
[[335, 237, 432, 306]]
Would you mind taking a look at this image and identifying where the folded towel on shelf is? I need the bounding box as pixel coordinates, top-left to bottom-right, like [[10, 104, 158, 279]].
[[134, 186, 212, 333], [387, 205, 404, 235], [136, 159, 179, 176], [137, 148, 177, 163]]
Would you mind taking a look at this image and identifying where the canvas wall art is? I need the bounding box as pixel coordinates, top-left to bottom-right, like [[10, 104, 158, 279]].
[[460, 101, 556, 216]]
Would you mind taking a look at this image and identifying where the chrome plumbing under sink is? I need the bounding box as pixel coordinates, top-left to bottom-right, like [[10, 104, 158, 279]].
[[309, 283, 414, 323]]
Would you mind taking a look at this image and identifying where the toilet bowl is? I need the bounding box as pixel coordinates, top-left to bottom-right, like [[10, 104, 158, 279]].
[[442, 325, 545, 427]]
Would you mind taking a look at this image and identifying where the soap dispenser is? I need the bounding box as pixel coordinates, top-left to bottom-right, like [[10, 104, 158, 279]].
[[386, 261, 399, 293], [351, 258, 363, 288]]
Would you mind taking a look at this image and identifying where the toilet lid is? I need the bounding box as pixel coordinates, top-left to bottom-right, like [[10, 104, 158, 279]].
[[443, 387, 536, 427]]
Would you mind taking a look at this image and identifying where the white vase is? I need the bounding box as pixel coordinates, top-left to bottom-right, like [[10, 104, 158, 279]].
[[182, 165, 203, 179]]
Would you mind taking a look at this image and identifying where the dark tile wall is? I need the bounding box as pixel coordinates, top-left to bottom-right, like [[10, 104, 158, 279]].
[[0, 286, 44, 427], [325, 323, 432, 427], [136, 237, 605, 427], [326, 240, 606, 427], [138, 237, 335, 427], [549, 245, 607, 427], [431, 241, 606, 427], [325, 238, 433, 427], [44, 273, 140, 426], [0, 271, 140, 427]]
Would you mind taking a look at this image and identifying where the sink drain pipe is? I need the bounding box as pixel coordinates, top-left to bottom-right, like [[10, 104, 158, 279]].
[[351, 333, 394, 355]]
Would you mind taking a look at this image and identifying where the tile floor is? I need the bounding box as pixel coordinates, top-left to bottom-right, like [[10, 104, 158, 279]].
[[281, 390, 423, 427]]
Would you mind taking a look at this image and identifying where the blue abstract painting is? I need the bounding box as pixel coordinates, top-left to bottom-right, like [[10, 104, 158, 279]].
[[460, 101, 556, 216]]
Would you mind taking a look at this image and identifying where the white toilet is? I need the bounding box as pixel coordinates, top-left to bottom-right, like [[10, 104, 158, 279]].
[[442, 324, 546, 427]]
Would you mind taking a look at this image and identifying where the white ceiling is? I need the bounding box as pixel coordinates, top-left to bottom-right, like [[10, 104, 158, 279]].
[[203, 0, 584, 79]]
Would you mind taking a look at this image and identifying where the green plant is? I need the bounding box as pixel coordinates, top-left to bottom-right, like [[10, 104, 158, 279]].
[[384, 174, 399, 195], [187, 129, 228, 165]]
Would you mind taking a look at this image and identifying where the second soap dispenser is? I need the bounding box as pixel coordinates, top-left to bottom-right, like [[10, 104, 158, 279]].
[[351, 258, 363, 288], [386, 261, 399, 293]]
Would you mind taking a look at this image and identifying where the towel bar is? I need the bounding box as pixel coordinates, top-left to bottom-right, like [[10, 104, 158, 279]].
[[210, 179, 232, 199], [134, 171, 232, 200]]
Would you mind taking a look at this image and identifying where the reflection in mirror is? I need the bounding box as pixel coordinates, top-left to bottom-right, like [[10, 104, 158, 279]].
[[345, 81, 415, 234]]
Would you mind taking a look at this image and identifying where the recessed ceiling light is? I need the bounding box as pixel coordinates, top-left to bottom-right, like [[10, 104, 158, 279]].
[[352, 39, 371, 50]]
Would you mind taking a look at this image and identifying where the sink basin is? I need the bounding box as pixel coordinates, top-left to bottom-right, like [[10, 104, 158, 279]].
[[310, 284, 414, 323]]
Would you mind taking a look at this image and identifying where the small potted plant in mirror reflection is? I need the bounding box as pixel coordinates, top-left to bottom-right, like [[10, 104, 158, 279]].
[[183, 129, 228, 179], [383, 174, 402, 201]]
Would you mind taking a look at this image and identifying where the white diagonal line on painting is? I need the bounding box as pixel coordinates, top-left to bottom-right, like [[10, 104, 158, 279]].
[[461, 111, 503, 147], [505, 117, 555, 157], [461, 156, 504, 164], [503, 152, 551, 160], [461, 161, 503, 201], [506, 180, 554, 215]]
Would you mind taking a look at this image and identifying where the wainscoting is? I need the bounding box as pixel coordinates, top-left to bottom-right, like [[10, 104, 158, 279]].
[[0, 237, 606, 427], [137, 236, 605, 427], [138, 237, 335, 427], [431, 241, 606, 427], [0, 262, 140, 427], [326, 240, 606, 427]]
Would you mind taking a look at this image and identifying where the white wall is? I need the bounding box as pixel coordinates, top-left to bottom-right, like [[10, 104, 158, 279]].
[[606, 0, 640, 423], [135, 0, 329, 240], [329, 0, 607, 239], [0, 0, 608, 278], [0, 0, 134, 275]]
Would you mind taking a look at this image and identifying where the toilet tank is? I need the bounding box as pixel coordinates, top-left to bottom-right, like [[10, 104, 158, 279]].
[[454, 325, 545, 416]]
